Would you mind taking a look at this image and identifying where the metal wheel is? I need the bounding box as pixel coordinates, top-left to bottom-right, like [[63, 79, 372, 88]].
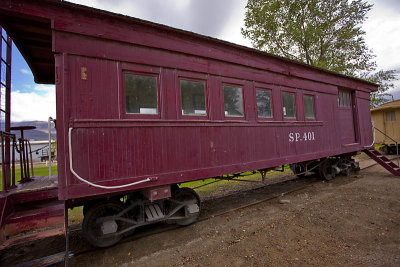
[[318, 160, 335, 180], [291, 164, 306, 178], [171, 187, 201, 226], [82, 200, 126, 248], [83, 196, 123, 216], [83, 201, 97, 216], [342, 167, 351, 176]]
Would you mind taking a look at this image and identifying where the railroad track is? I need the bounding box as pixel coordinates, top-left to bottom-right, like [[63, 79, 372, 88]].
[[12, 159, 388, 267]]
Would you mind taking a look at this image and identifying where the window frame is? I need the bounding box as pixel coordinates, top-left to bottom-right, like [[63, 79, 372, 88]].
[[177, 71, 209, 120], [255, 86, 274, 121], [120, 64, 161, 119], [303, 93, 316, 121], [222, 82, 245, 120], [281, 90, 297, 120], [338, 89, 352, 109], [385, 110, 396, 121]]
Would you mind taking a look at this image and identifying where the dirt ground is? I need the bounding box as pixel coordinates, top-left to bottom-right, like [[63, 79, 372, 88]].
[[1, 162, 400, 266], [65, 163, 400, 267]]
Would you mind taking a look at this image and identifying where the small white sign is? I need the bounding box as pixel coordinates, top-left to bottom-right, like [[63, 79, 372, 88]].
[[140, 108, 158, 114], [289, 132, 316, 142]]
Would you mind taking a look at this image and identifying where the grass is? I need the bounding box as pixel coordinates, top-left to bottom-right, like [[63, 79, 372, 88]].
[[180, 166, 292, 195], [374, 143, 384, 150]]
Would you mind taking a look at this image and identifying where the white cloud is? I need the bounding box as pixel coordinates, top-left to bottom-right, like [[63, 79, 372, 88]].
[[34, 84, 53, 92], [364, 2, 400, 71], [20, 68, 31, 75], [11, 85, 56, 122], [174, 0, 190, 10], [218, 0, 252, 48], [69, 0, 135, 17]]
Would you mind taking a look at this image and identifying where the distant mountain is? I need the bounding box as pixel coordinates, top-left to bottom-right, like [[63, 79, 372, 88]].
[[1, 121, 56, 141]]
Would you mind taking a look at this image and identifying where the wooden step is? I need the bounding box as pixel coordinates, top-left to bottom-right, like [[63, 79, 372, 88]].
[[4, 200, 64, 237], [7, 201, 64, 224], [363, 148, 400, 176]]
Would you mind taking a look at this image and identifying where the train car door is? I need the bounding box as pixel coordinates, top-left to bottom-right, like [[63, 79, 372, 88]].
[[338, 89, 356, 144]]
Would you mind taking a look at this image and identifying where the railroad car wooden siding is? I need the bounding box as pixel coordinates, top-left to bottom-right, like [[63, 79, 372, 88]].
[[0, 0, 377, 201]]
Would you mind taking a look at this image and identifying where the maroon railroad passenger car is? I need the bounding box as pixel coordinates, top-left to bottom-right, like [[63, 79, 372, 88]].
[[0, 0, 383, 248]]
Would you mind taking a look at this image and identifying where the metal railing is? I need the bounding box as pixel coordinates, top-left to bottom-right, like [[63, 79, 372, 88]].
[[0, 131, 16, 191], [0, 131, 36, 192], [15, 138, 34, 183], [374, 126, 399, 167]]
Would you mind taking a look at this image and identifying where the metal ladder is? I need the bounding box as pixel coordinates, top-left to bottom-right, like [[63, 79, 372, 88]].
[[363, 148, 400, 176]]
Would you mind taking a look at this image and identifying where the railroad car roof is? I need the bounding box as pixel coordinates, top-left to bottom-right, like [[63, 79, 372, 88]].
[[0, 0, 378, 90]]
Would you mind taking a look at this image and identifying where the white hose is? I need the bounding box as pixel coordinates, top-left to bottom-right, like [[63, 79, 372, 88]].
[[68, 128, 153, 189], [366, 120, 375, 148]]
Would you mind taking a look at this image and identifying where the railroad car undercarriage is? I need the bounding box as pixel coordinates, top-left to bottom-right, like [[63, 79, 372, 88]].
[[81, 187, 200, 247], [291, 155, 360, 180], [80, 154, 359, 248]]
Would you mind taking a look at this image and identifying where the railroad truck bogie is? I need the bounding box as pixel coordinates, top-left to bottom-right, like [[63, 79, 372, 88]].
[[82, 187, 201, 247]]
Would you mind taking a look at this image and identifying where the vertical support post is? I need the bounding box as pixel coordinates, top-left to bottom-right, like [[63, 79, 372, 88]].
[[1, 133, 6, 192], [24, 140, 30, 178], [11, 136, 15, 186], [64, 201, 69, 267], [259, 169, 267, 183], [48, 117, 53, 178], [29, 141, 34, 177], [4, 35, 12, 188], [18, 139, 24, 181]]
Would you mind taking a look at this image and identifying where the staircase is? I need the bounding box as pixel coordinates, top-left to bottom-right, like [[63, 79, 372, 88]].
[[363, 148, 400, 176]]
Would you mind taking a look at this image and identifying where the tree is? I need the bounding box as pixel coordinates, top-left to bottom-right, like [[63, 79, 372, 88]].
[[363, 70, 397, 108], [241, 0, 397, 107]]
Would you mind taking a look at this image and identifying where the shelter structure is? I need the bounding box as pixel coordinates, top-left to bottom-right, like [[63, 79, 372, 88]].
[[371, 100, 400, 154]]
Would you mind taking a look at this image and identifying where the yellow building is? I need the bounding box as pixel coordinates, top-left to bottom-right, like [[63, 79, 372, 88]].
[[371, 100, 400, 154]]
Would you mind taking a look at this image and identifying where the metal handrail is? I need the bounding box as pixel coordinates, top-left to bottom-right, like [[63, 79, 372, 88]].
[[374, 126, 399, 167], [18, 138, 33, 183], [0, 131, 16, 192]]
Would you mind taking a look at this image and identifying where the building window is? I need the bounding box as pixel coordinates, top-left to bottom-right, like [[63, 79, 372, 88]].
[[223, 85, 244, 117], [386, 111, 396, 121], [125, 73, 158, 114], [180, 79, 206, 116], [282, 92, 296, 119], [303, 95, 315, 119], [338, 90, 351, 107], [256, 89, 272, 118]]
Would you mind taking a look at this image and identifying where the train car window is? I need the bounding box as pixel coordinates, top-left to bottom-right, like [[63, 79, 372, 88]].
[[303, 95, 315, 119], [385, 111, 396, 121], [125, 73, 158, 114], [223, 85, 244, 117], [338, 90, 351, 107], [282, 92, 296, 118], [256, 89, 272, 118], [180, 80, 206, 116]]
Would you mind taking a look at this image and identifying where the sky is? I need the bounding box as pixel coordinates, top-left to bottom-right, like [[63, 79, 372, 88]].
[[2, 0, 400, 122]]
